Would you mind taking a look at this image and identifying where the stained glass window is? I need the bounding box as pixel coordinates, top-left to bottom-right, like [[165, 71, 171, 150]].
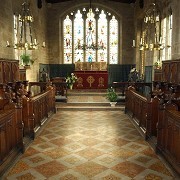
[[64, 15, 72, 64], [161, 18, 166, 61], [167, 13, 172, 60], [63, 9, 119, 64], [74, 10, 84, 62], [109, 16, 118, 64], [160, 12, 172, 61], [86, 9, 96, 62], [98, 10, 107, 62]]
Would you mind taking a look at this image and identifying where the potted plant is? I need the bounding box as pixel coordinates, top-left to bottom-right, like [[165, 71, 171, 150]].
[[106, 87, 118, 106], [20, 53, 34, 67]]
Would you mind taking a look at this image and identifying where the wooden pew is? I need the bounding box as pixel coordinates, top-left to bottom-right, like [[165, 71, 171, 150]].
[[156, 100, 180, 175], [0, 84, 24, 176], [26, 82, 56, 139], [125, 86, 148, 136]]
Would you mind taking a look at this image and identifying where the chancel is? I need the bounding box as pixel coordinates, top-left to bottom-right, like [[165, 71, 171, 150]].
[[0, 0, 180, 179]]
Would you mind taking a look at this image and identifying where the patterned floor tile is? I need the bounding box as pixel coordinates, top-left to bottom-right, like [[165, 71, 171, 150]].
[[34, 161, 68, 178], [76, 148, 105, 160], [6, 169, 46, 180], [74, 162, 107, 178], [2, 92, 176, 179], [111, 161, 145, 178]]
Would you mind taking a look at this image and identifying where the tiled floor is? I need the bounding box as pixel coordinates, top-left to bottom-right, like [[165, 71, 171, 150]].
[[2, 91, 178, 179]]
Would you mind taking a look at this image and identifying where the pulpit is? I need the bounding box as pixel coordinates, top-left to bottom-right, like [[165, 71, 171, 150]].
[[74, 70, 108, 89]]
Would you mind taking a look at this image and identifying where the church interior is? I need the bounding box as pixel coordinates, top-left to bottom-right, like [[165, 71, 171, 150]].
[[0, 0, 180, 179]]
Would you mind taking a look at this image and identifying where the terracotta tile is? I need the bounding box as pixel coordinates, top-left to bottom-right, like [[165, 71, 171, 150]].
[[112, 161, 145, 178], [17, 173, 36, 180], [76, 148, 104, 160], [149, 161, 173, 177], [7, 161, 30, 176], [60, 174, 78, 180], [43, 148, 70, 159], [74, 162, 107, 178], [22, 147, 40, 157], [35, 161, 67, 178], [144, 173, 163, 180]]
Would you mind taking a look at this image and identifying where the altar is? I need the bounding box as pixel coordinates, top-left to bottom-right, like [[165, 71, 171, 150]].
[[74, 70, 108, 89], [73, 62, 108, 89]]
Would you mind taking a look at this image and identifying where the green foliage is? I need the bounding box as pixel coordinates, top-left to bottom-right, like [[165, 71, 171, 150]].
[[66, 73, 77, 85], [106, 87, 118, 102], [20, 53, 34, 66]]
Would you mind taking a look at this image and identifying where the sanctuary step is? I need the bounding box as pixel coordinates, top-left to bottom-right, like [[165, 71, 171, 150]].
[[56, 89, 125, 111]]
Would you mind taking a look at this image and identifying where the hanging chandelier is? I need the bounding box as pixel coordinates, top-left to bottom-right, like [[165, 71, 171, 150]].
[[14, 1, 38, 50], [132, 3, 164, 51]]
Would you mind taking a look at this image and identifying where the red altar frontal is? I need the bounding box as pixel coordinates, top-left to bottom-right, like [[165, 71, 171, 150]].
[[74, 71, 108, 89]]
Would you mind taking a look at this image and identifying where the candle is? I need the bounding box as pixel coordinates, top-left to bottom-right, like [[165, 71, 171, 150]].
[[140, 38, 143, 45], [6, 41, 10, 46], [34, 39, 37, 45], [133, 40, 135, 47]]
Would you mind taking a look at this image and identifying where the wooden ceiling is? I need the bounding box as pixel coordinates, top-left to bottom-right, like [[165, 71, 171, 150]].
[[45, 0, 136, 4]]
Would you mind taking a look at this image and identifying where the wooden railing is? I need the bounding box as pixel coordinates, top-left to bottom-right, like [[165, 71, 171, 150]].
[[125, 86, 148, 135], [22, 83, 56, 139]]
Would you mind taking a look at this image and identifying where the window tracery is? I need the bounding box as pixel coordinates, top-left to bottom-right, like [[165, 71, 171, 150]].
[[63, 8, 119, 64]]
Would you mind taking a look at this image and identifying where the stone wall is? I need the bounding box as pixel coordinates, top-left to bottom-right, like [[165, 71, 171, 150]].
[[0, 0, 48, 82], [134, 0, 180, 70]]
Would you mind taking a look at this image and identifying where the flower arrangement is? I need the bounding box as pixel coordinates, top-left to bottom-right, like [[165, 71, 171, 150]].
[[128, 68, 139, 82], [106, 87, 118, 102], [66, 73, 77, 86]]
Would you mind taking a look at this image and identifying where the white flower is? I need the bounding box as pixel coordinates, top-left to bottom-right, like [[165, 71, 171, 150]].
[[130, 68, 136, 73], [66, 73, 77, 85]]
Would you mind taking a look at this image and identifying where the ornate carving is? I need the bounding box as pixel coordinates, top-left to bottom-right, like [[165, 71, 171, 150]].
[[98, 77, 105, 87], [87, 76, 95, 87]]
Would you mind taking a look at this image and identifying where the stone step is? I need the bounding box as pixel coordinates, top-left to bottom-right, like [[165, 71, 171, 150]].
[[56, 102, 124, 106], [67, 92, 107, 96], [56, 105, 125, 111]]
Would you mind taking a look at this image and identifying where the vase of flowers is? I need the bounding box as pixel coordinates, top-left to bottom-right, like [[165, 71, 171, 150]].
[[66, 73, 77, 89]]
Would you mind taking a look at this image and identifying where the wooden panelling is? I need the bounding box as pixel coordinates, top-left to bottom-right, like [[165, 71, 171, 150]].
[[125, 86, 148, 135], [0, 84, 24, 176], [154, 69, 162, 81], [0, 59, 20, 83], [162, 60, 180, 83]]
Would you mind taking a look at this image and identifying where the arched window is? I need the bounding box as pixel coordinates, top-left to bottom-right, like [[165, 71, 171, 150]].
[[160, 9, 173, 61], [63, 8, 119, 64], [64, 15, 72, 63]]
